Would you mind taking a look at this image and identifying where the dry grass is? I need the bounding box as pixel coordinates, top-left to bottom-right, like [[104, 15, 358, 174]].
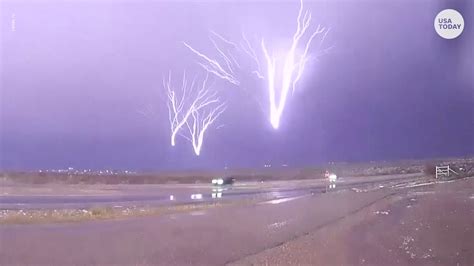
[[0, 201, 253, 225], [1, 158, 473, 186]]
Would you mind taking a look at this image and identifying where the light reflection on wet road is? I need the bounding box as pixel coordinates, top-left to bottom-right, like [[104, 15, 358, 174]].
[[0, 174, 422, 210], [0, 180, 407, 266]]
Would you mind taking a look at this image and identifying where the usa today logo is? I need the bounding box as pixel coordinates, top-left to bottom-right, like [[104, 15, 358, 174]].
[[434, 9, 464, 39]]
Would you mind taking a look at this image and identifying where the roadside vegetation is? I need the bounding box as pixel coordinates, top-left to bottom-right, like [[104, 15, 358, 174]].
[[0, 199, 262, 225], [2, 158, 472, 185]]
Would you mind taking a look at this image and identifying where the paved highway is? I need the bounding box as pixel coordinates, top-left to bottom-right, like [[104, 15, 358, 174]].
[[0, 174, 421, 210]]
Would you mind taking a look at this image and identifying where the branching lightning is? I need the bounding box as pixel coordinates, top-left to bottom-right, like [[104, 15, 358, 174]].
[[240, 32, 265, 79], [183, 36, 240, 86], [183, 0, 330, 130], [185, 100, 226, 156], [261, 0, 328, 129], [165, 71, 225, 156]]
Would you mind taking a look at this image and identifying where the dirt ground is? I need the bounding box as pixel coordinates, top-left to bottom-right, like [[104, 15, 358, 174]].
[[233, 178, 474, 266], [0, 176, 472, 265]]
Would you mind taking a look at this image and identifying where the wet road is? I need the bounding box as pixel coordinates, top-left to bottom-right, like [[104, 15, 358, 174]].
[[0, 183, 400, 265], [0, 173, 444, 265], [0, 174, 421, 210]]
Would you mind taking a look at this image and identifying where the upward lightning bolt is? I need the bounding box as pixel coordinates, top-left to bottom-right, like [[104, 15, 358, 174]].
[[261, 0, 328, 129], [185, 101, 226, 156], [165, 71, 223, 153], [183, 0, 330, 130]]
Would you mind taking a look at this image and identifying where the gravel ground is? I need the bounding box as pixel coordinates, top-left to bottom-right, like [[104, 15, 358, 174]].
[[232, 177, 474, 266]]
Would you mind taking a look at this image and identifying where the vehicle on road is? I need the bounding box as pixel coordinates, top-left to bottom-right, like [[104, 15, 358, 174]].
[[211, 176, 236, 186]]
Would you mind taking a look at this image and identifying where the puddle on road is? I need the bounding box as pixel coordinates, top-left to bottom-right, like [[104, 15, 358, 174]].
[[409, 191, 435, 196], [260, 196, 305, 205]]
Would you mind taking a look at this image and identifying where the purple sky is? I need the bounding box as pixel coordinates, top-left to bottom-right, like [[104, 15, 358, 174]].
[[1, 0, 473, 171]]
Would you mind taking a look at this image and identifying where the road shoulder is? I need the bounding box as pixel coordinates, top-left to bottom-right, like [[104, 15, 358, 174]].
[[231, 177, 474, 266]]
